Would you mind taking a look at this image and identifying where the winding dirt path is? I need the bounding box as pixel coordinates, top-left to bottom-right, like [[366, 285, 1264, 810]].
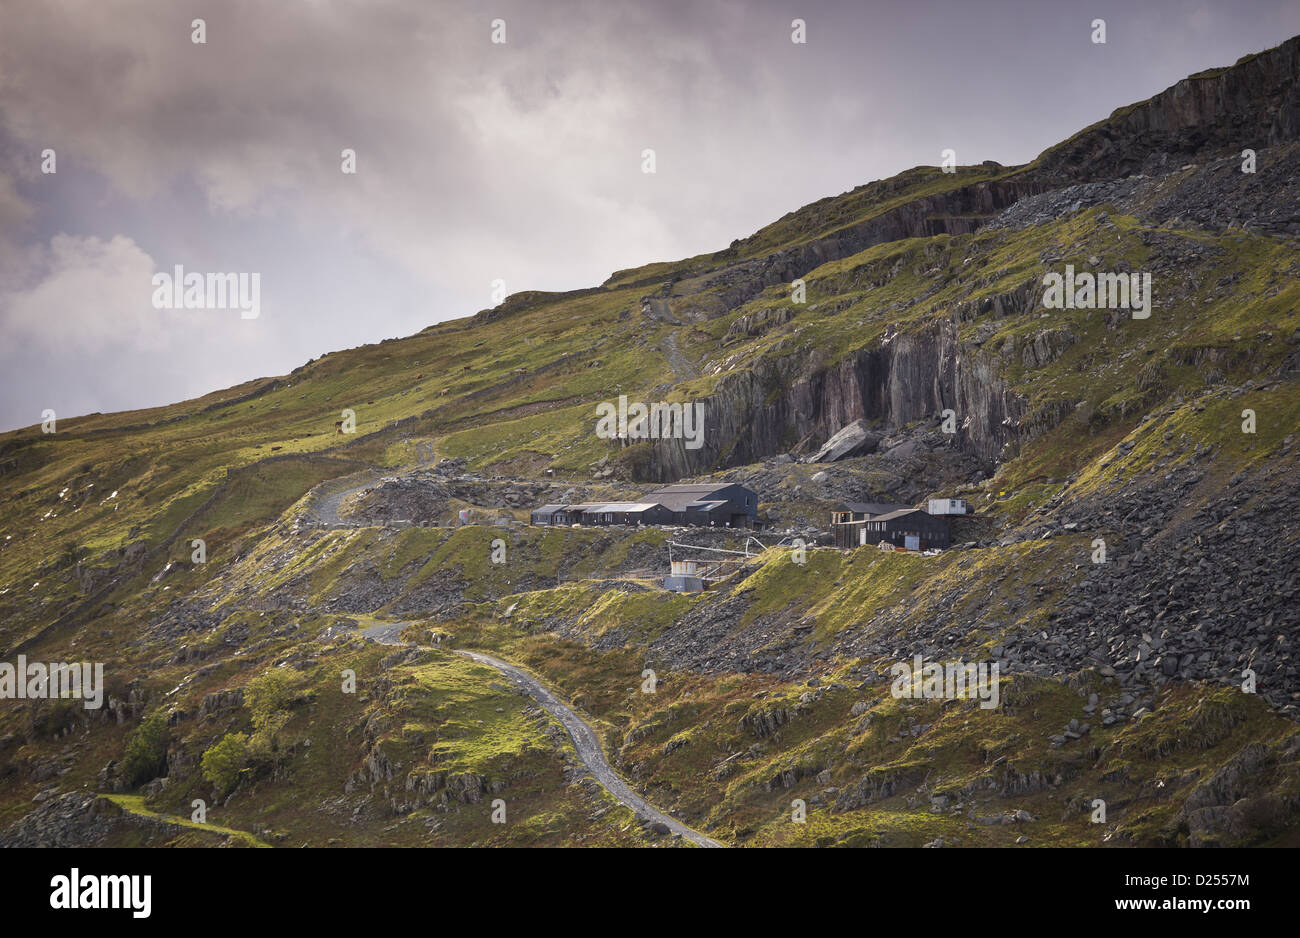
[[358, 623, 724, 848], [306, 471, 383, 528], [660, 330, 699, 381]]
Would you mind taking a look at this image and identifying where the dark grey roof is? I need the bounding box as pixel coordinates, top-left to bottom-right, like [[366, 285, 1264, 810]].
[[869, 508, 923, 523], [685, 500, 729, 511], [641, 483, 751, 512]]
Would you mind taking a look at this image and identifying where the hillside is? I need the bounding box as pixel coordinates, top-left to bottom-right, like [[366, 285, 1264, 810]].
[[1, 35, 1298, 848]]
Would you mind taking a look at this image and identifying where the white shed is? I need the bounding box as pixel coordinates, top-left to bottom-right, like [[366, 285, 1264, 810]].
[[927, 497, 968, 515]]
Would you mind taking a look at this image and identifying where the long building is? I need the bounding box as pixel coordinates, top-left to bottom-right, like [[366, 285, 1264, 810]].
[[860, 508, 950, 550], [531, 482, 758, 528], [640, 483, 758, 527], [830, 501, 912, 548], [831, 500, 951, 549]]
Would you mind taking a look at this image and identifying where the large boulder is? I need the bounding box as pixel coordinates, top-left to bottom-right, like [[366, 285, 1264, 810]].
[[806, 419, 881, 463], [880, 438, 923, 460]]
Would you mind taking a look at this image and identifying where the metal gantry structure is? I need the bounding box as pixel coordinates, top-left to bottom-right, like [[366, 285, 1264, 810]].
[[665, 534, 796, 584]]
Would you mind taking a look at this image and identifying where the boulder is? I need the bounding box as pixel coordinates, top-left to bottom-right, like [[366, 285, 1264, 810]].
[[807, 419, 881, 463], [881, 439, 923, 460]]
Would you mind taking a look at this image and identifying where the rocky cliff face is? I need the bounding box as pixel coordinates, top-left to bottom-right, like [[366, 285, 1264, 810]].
[[1036, 35, 1300, 182], [647, 319, 1024, 480], [685, 33, 1300, 322], [638, 37, 1300, 484], [681, 175, 1046, 318]]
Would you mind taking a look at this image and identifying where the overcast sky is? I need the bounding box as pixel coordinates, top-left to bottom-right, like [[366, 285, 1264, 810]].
[[1, 0, 1297, 432]]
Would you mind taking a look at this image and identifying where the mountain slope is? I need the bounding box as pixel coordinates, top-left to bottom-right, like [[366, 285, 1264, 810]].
[[2, 35, 1299, 848]]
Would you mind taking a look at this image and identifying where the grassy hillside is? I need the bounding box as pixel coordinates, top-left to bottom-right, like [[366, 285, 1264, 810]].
[[2, 41, 1299, 848]]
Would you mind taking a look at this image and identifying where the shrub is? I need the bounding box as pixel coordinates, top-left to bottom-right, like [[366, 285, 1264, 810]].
[[245, 669, 298, 754], [201, 732, 250, 795], [245, 669, 295, 730], [122, 710, 169, 786]]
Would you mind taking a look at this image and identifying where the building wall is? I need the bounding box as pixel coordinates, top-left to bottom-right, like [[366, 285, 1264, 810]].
[[663, 574, 705, 593], [928, 498, 968, 515], [868, 526, 948, 548], [860, 516, 950, 549], [833, 523, 866, 548], [649, 485, 758, 524]]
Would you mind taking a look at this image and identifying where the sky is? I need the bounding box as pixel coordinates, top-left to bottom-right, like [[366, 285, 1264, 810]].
[[1, 0, 1298, 432]]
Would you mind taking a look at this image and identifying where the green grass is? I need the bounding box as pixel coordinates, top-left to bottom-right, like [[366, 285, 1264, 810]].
[[103, 794, 271, 847], [3, 79, 1299, 848]]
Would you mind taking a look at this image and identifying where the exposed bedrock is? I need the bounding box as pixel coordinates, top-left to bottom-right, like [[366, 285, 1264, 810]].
[[648, 319, 1025, 481], [639, 38, 1300, 484], [695, 177, 1045, 315], [1036, 35, 1300, 182]]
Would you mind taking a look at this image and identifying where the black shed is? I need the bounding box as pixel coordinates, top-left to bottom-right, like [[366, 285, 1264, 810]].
[[857, 508, 950, 550], [639, 483, 758, 527]]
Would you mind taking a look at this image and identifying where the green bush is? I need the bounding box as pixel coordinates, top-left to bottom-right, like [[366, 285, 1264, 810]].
[[121, 710, 169, 786], [201, 732, 250, 795], [244, 669, 294, 732], [30, 698, 79, 741], [245, 668, 299, 754]]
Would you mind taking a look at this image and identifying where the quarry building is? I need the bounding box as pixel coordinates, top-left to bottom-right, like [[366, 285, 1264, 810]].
[[531, 482, 758, 528], [831, 500, 956, 550]]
